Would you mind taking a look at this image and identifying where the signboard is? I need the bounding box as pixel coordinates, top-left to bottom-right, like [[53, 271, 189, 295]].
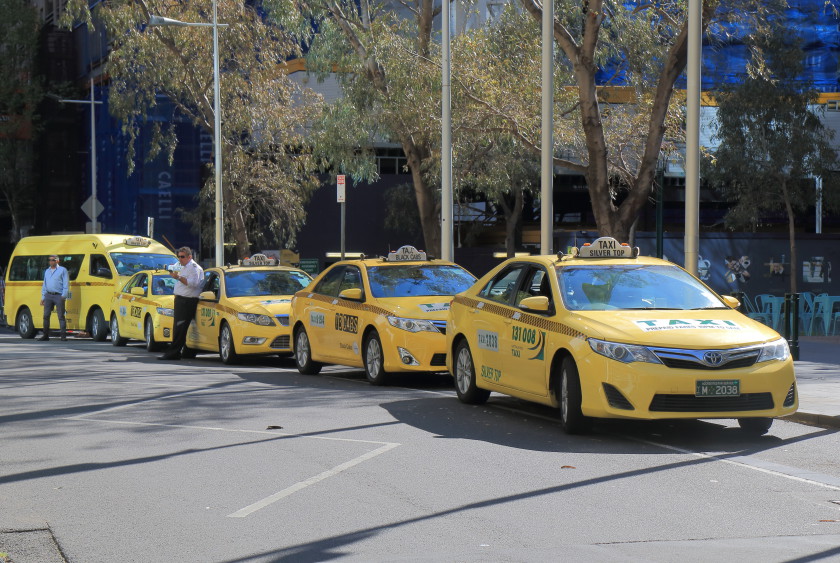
[[337, 175, 346, 203], [387, 245, 427, 262], [577, 237, 637, 259], [82, 196, 104, 220], [298, 258, 320, 276]]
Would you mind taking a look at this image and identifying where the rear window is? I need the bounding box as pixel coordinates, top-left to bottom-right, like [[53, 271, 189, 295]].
[[8, 255, 85, 281]]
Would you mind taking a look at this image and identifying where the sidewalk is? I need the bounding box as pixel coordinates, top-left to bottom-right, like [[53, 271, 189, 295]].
[[785, 336, 840, 429]]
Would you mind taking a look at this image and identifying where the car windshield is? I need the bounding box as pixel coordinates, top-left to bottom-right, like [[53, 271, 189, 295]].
[[367, 264, 476, 298], [152, 275, 176, 296], [224, 270, 311, 298], [110, 253, 177, 276], [557, 264, 724, 311]]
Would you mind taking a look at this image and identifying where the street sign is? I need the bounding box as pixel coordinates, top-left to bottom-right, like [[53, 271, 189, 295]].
[[298, 258, 320, 276], [81, 196, 104, 220], [337, 175, 346, 203]]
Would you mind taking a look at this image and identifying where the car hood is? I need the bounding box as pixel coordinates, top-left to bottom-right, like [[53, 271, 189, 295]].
[[228, 296, 294, 315], [373, 296, 454, 319], [569, 309, 781, 348]]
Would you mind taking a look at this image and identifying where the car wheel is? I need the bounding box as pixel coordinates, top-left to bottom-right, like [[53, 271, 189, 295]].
[[111, 314, 128, 346], [16, 307, 36, 339], [453, 340, 490, 405], [738, 417, 773, 436], [219, 323, 239, 365], [294, 327, 321, 375], [90, 308, 108, 342], [364, 332, 387, 386], [558, 356, 590, 434], [145, 317, 161, 352]]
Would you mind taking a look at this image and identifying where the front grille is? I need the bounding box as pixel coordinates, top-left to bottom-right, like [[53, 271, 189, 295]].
[[270, 335, 291, 350], [783, 383, 796, 407], [430, 353, 447, 366], [603, 383, 634, 410], [659, 356, 758, 370], [431, 320, 447, 335], [651, 345, 760, 370], [649, 393, 774, 412]]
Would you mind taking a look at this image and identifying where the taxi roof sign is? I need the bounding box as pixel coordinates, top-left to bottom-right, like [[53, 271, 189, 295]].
[[239, 253, 279, 266], [576, 237, 639, 259], [124, 236, 152, 247], [387, 245, 427, 262]]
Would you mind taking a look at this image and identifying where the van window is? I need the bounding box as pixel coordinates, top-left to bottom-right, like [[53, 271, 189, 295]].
[[90, 254, 114, 279], [8, 255, 85, 282]]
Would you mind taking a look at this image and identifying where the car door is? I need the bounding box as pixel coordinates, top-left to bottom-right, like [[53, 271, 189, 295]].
[[191, 271, 221, 351], [329, 266, 365, 365], [507, 266, 555, 397], [122, 273, 148, 340]]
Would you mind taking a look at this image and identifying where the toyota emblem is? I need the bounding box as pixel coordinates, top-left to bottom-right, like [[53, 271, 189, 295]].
[[703, 351, 724, 366]]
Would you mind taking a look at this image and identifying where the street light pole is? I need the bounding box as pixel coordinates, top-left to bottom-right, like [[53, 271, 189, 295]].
[[148, 4, 227, 266]]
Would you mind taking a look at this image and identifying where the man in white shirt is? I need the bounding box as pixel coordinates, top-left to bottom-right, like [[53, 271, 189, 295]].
[[159, 247, 204, 360]]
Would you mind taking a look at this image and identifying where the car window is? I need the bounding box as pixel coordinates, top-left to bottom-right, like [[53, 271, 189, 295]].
[[152, 275, 176, 295], [124, 273, 147, 294], [366, 264, 476, 298], [557, 264, 725, 311], [313, 266, 346, 297], [223, 270, 311, 298], [479, 265, 526, 305], [110, 253, 177, 276], [514, 267, 553, 308], [338, 267, 363, 295], [204, 272, 221, 299]]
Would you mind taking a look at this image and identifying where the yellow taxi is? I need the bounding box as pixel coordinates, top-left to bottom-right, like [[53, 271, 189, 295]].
[[184, 255, 313, 363], [110, 270, 177, 351], [446, 237, 797, 435], [290, 245, 477, 384]]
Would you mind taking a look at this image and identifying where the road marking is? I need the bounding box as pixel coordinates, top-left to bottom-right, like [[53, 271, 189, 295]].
[[227, 442, 400, 518]]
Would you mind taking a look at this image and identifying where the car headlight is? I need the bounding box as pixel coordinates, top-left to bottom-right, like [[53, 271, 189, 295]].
[[237, 312, 275, 326], [387, 317, 439, 333], [156, 307, 174, 317], [588, 338, 662, 364], [757, 338, 790, 363]]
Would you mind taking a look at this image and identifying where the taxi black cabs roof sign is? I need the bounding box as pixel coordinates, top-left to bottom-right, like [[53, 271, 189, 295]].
[[576, 237, 639, 259], [387, 245, 427, 262]]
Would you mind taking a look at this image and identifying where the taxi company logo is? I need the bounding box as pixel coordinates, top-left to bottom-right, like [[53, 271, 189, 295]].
[[703, 351, 724, 366], [335, 313, 359, 334], [310, 312, 325, 328], [261, 299, 291, 305], [635, 319, 740, 332], [477, 330, 499, 352], [419, 302, 450, 313]]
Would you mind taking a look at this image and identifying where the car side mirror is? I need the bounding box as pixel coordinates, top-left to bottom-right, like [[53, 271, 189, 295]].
[[338, 288, 363, 301], [130, 287, 145, 296], [199, 290, 218, 301], [96, 267, 113, 279], [721, 295, 740, 309], [519, 295, 550, 313]]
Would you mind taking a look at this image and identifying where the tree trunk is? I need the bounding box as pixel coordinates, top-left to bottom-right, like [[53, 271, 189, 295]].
[[402, 137, 441, 257], [780, 178, 797, 294], [498, 185, 524, 257]]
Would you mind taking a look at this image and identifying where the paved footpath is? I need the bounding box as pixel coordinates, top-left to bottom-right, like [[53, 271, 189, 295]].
[[788, 336, 840, 429]]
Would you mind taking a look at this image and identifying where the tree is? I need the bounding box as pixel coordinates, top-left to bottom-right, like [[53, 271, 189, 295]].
[[707, 20, 839, 294], [61, 0, 323, 259], [0, 0, 41, 242]]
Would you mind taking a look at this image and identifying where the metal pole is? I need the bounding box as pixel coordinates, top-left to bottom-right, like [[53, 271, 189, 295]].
[[441, 0, 453, 261], [90, 78, 98, 233], [341, 202, 346, 260], [213, 0, 224, 267], [816, 176, 823, 234], [540, 0, 554, 254], [684, 0, 701, 276], [656, 164, 664, 258]]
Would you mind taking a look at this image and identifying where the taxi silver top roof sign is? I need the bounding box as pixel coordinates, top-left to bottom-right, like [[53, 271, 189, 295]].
[[124, 236, 152, 247], [387, 245, 427, 262], [576, 237, 639, 259], [239, 253, 278, 266]]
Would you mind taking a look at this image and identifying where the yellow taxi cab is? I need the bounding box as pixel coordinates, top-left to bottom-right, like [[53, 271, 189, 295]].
[[184, 254, 313, 363], [446, 237, 797, 435], [110, 270, 177, 351], [289, 245, 477, 384]]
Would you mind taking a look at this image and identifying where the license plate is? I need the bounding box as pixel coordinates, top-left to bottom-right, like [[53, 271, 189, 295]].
[[696, 379, 740, 397]]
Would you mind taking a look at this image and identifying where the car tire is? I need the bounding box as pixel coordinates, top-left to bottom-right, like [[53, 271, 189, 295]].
[[364, 332, 387, 386], [145, 317, 161, 352], [453, 340, 490, 405], [294, 327, 321, 375], [219, 323, 239, 365], [16, 307, 36, 339], [111, 314, 128, 346], [738, 417, 773, 436], [90, 308, 108, 342], [558, 356, 590, 434]]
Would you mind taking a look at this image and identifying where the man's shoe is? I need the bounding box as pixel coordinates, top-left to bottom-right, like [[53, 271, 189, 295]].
[[60, 336, 67, 341], [36, 335, 49, 341]]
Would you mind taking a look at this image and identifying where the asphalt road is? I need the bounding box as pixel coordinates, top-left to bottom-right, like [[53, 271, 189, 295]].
[[1, 331, 840, 563]]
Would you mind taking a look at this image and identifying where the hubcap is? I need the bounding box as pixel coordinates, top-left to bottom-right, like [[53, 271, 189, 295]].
[[221, 328, 231, 359], [19, 313, 30, 334], [296, 332, 309, 366], [145, 321, 152, 346], [456, 348, 471, 394], [561, 370, 569, 423], [112, 318, 118, 338], [366, 339, 381, 376]]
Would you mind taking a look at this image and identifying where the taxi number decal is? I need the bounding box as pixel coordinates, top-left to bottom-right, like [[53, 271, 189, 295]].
[[335, 313, 359, 334], [635, 319, 741, 332], [512, 326, 537, 344], [477, 330, 498, 352], [480, 365, 502, 382], [130, 306, 142, 318], [419, 303, 450, 313], [200, 307, 216, 327], [310, 312, 325, 328]]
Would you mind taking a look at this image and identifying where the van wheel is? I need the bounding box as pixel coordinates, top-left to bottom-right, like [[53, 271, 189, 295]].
[[145, 317, 161, 352], [17, 307, 36, 339], [557, 356, 590, 434], [219, 323, 239, 365], [111, 314, 128, 346], [294, 327, 321, 375], [453, 340, 490, 405], [364, 332, 387, 385], [90, 309, 108, 342]]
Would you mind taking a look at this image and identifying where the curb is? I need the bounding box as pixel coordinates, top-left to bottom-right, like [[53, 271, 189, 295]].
[[782, 411, 840, 430]]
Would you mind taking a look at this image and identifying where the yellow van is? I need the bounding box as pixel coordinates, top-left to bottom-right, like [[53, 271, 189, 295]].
[[4, 234, 177, 341]]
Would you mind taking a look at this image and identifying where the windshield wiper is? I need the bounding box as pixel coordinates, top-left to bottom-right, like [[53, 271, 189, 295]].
[[689, 306, 731, 310], [622, 307, 683, 310]]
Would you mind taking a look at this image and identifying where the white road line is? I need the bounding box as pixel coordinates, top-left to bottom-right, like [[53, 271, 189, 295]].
[[227, 442, 400, 518]]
